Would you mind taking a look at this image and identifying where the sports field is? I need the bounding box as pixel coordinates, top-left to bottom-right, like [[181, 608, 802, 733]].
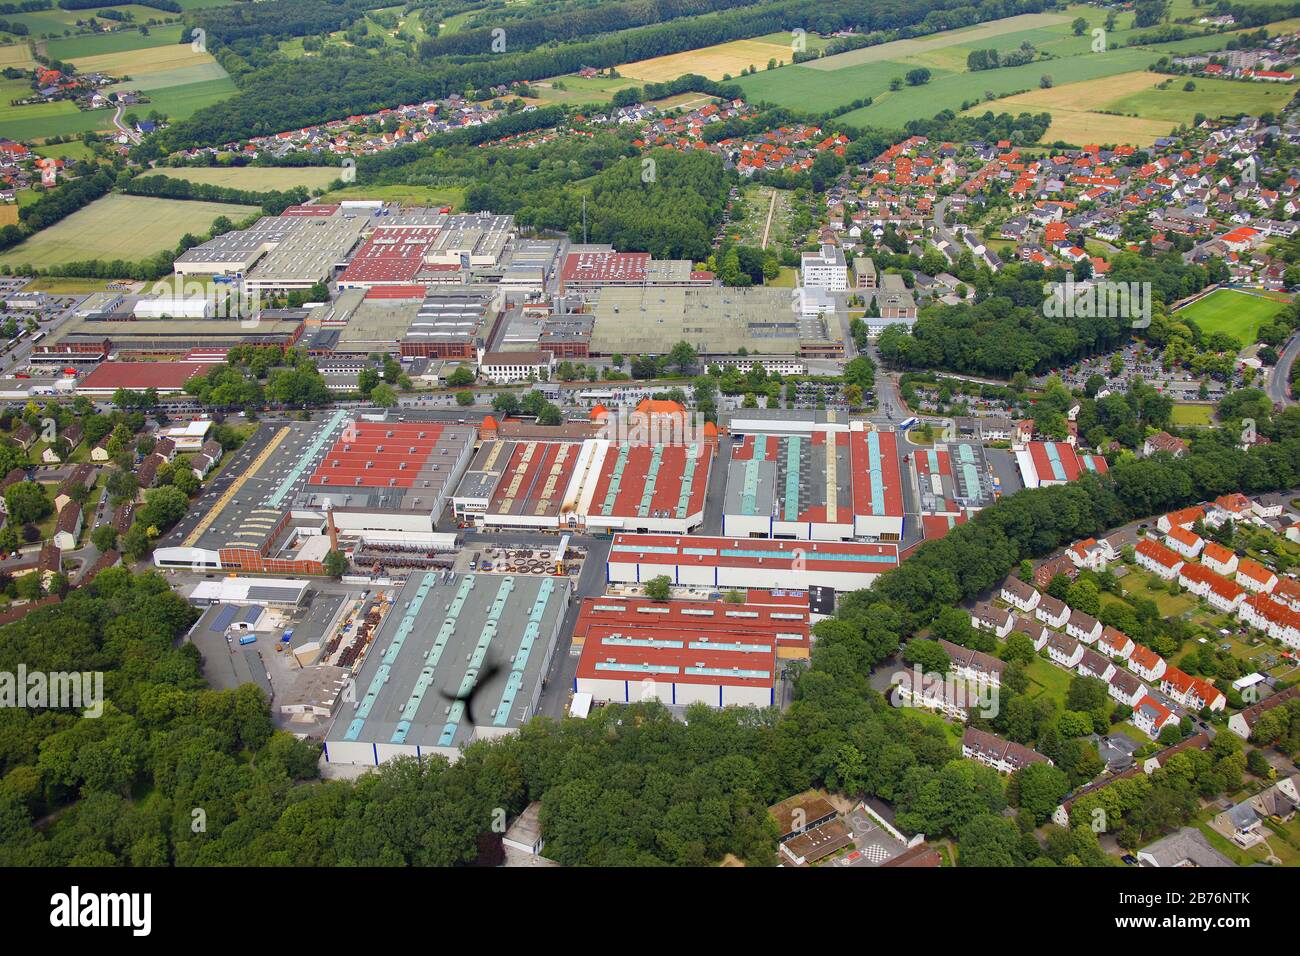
[[149, 166, 344, 190], [1170, 404, 1215, 426], [0, 194, 258, 271], [620, 37, 801, 82], [1174, 288, 1286, 346]]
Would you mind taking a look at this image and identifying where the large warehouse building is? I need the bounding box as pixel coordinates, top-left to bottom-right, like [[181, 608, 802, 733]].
[[720, 420, 905, 542], [452, 434, 711, 534], [911, 442, 996, 516], [1015, 441, 1109, 489], [323, 570, 571, 765], [605, 534, 899, 591]]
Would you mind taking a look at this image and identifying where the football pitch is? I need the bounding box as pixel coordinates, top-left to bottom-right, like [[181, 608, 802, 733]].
[[1174, 288, 1286, 346]]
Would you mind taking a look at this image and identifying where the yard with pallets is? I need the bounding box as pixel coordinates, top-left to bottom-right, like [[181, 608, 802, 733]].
[[0, 194, 258, 271]]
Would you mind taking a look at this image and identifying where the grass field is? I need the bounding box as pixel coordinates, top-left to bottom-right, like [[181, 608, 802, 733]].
[[526, 73, 641, 106], [1170, 403, 1216, 426], [319, 183, 465, 208], [149, 166, 343, 191], [1175, 288, 1286, 346], [45, 24, 185, 61], [0, 43, 36, 70], [0, 194, 257, 271], [620, 37, 800, 82], [735, 6, 1300, 135]]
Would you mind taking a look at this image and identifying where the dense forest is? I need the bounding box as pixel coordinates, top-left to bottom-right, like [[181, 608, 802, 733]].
[[875, 253, 1221, 377], [2, 419, 1297, 864], [361, 132, 730, 260]]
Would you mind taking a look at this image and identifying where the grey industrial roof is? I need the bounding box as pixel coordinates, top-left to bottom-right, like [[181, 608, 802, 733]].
[[326, 570, 570, 751]]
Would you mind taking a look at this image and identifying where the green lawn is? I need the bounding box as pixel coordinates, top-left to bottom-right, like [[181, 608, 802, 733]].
[[1174, 288, 1287, 347], [1024, 655, 1073, 705], [1170, 403, 1215, 426], [1119, 569, 1198, 618]]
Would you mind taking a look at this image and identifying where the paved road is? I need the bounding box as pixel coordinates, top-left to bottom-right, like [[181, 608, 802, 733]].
[[1267, 332, 1298, 406]]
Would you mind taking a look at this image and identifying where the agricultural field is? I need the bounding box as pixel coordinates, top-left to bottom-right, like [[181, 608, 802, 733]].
[[45, 24, 186, 61], [984, 72, 1299, 146], [1174, 288, 1287, 346], [0, 25, 233, 141], [2, 5, 183, 42], [148, 166, 344, 191], [0, 42, 36, 70], [619, 37, 803, 83], [733, 5, 1300, 135], [0, 194, 257, 271]]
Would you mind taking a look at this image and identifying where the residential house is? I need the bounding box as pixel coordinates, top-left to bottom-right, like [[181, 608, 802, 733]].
[[1142, 431, 1189, 458], [1164, 524, 1205, 560], [52, 503, 82, 551], [1161, 666, 1227, 712], [1229, 685, 1300, 739], [891, 670, 971, 721], [1098, 625, 1135, 661], [1201, 541, 1239, 576], [1009, 613, 1049, 644], [1076, 647, 1116, 683], [1033, 553, 1078, 589], [971, 602, 1013, 638], [1236, 593, 1300, 649], [1132, 694, 1179, 739], [1178, 562, 1245, 613], [191, 439, 223, 480], [1137, 828, 1236, 867], [1068, 537, 1113, 572], [1034, 592, 1069, 628], [1066, 608, 1102, 644], [1134, 537, 1184, 579], [1128, 643, 1167, 683], [1235, 558, 1278, 594], [961, 727, 1051, 774], [1108, 668, 1148, 708], [1157, 506, 1205, 533], [1212, 799, 1264, 848], [937, 638, 1005, 687], [1045, 631, 1085, 668], [999, 576, 1040, 613], [53, 464, 95, 512]]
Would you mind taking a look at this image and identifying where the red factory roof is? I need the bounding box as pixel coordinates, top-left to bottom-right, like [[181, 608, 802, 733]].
[[560, 251, 651, 285], [78, 361, 216, 392], [308, 421, 450, 489], [574, 594, 809, 654], [1026, 441, 1108, 482], [609, 534, 900, 574], [849, 428, 904, 519], [589, 443, 709, 519], [339, 226, 437, 285], [488, 438, 582, 517], [576, 621, 777, 689]]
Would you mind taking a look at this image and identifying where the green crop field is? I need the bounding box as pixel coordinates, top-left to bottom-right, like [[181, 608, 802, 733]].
[[0, 194, 258, 271], [736, 5, 1300, 133], [46, 25, 186, 61], [1175, 288, 1287, 346], [148, 166, 344, 191]]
